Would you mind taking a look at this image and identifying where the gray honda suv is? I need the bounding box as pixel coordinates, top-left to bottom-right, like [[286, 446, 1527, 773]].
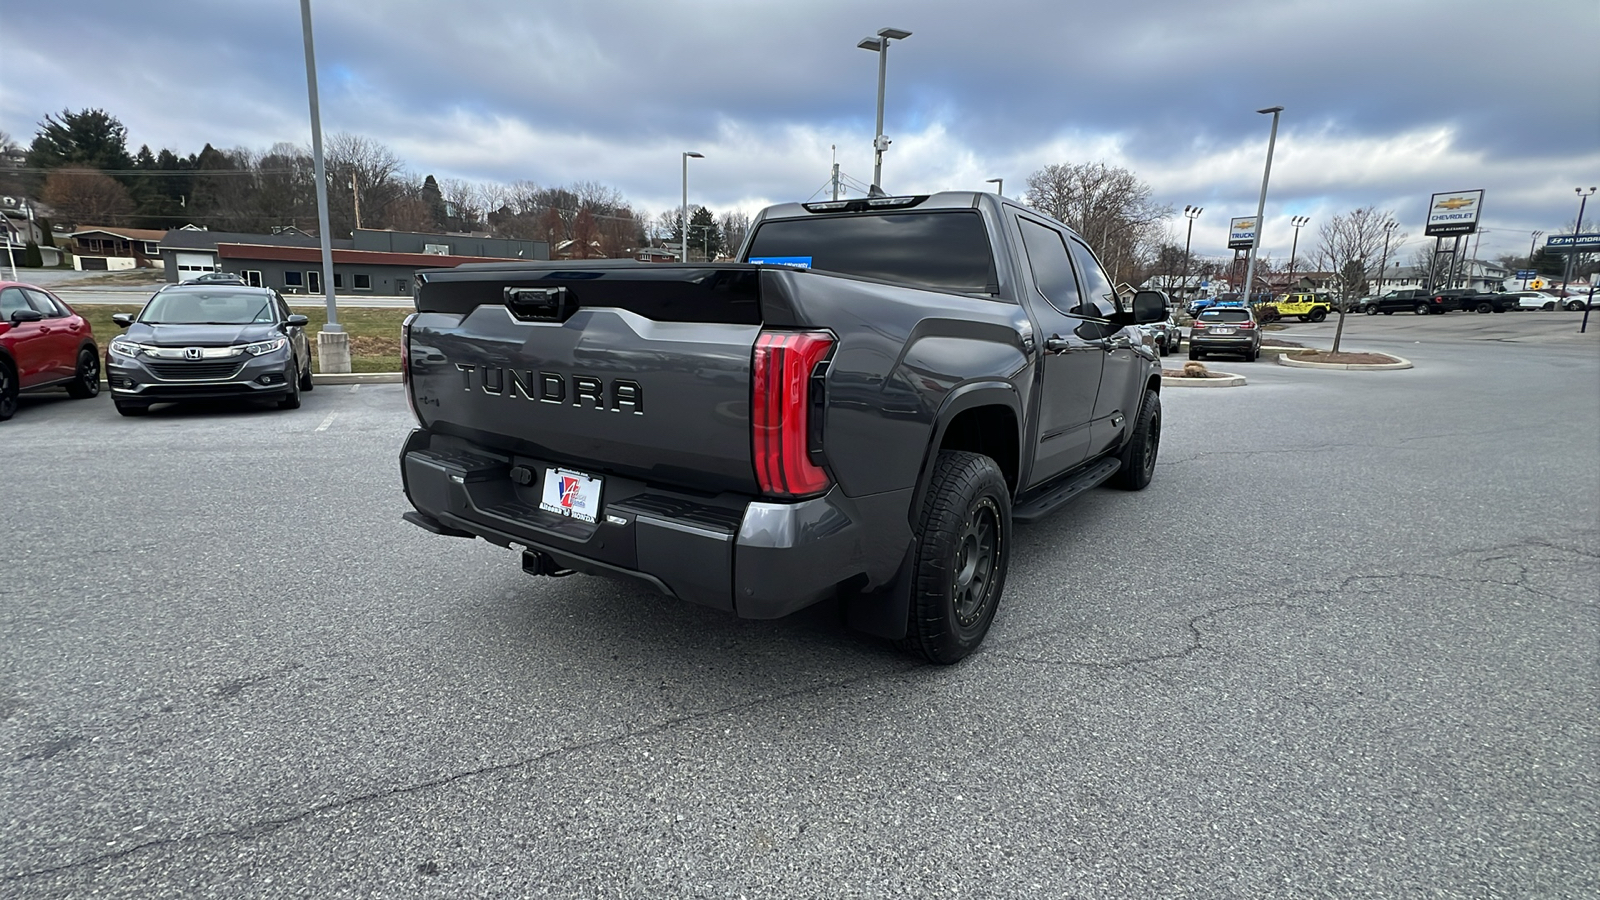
[[105, 284, 312, 416]]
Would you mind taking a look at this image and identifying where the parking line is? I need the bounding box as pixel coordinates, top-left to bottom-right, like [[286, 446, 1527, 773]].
[[314, 412, 338, 432], [349, 384, 361, 393]]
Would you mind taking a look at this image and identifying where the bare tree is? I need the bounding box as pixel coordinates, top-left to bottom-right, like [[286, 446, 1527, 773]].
[[41, 168, 135, 225], [324, 133, 404, 235], [1023, 161, 1171, 283], [719, 210, 752, 256], [1314, 206, 1406, 352]]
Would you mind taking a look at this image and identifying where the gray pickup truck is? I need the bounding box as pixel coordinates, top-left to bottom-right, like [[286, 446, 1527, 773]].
[[400, 191, 1166, 663]]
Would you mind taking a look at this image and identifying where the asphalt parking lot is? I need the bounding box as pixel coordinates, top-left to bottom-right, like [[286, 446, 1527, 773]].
[[3, 317, 1596, 898]]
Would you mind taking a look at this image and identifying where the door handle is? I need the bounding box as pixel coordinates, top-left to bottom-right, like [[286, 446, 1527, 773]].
[[1044, 335, 1072, 353]]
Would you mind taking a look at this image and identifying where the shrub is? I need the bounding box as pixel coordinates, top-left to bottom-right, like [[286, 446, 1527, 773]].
[[1254, 303, 1280, 324]]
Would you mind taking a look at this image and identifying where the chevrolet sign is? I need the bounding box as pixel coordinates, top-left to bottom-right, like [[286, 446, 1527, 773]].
[[1228, 216, 1258, 250], [1425, 189, 1485, 236]]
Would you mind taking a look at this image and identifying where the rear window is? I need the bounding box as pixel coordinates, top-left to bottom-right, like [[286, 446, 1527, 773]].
[[1198, 309, 1251, 323], [743, 211, 996, 294]]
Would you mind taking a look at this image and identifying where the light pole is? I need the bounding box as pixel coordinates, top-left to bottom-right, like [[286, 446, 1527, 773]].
[[680, 151, 703, 263], [1286, 215, 1310, 287], [1561, 186, 1596, 295], [1240, 106, 1283, 306], [1376, 219, 1398, 296], [985, 178, 1003, 197], [1181, 205, 1202, 304], [299, 0, 347, 374], [1525, 230, 1543, 287], [857, 27, 912, 191]]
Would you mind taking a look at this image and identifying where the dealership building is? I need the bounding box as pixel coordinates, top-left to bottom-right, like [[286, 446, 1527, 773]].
[[159, 228, 549, 295]]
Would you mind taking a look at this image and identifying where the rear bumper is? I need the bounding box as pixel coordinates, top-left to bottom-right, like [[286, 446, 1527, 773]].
[[400, 430, 912, 619]]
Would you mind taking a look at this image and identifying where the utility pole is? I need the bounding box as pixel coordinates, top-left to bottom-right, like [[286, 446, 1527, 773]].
[[831, 145, 841, 201], [1524, 231, 1543, 288], [299, 0, 347, 373], [1241, 106, 1283, 306], [1181, 206, 1202, 306], [1561, 187, 1596, 296], [351, 174, 361, 230]]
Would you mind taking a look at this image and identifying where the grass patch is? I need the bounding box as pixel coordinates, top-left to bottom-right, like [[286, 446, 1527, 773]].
[[71, 303, 409, 373]]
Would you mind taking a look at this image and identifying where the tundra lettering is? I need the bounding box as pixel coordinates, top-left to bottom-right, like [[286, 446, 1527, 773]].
[[454, 363, 643, 413]]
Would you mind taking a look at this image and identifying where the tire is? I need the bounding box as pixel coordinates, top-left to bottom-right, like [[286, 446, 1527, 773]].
[[897, 451, 1011, 665], [114, 400, 149, 417], [1309, 309, 1327, 323], [1188, 348, 1201, 360], [1297, 315, 1309, 322], [65, 347, 101, 399], [1113, 390, 1161, 491], [1365, 306, 1379, 316], [299, 356, 314, 391], [1475, 301, 1493, 314], [0, 359, 17, 422], [1569, 300, 1586, 311], [1383, 311, 1393, 315], [278, 365, 302, 409], [1543, 302, 1555, 311], [1414, 303, 1430, 315], [1245, 348, 1258, 362]]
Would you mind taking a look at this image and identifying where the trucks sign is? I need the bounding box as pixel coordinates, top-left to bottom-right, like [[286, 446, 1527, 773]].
[[1425, 189, 1485, 236], [1227, 217, 1258, 250]]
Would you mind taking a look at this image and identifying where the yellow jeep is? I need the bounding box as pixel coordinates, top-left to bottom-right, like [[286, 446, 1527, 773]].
[[1276, 292, 1331, 322]]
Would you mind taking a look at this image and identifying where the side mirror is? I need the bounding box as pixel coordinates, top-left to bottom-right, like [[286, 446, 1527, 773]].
[[285, 314, 310, 328], [10, 308, 44, 325], [111, 312, 135, 328], [1131, 290, 1166, 324]]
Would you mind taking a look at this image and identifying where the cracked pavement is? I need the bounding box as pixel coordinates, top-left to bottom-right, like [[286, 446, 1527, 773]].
[[2, 320, 1596, 898]]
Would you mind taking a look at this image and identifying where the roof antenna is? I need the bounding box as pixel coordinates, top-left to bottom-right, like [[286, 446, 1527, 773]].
[[867, 184, 888, 198]]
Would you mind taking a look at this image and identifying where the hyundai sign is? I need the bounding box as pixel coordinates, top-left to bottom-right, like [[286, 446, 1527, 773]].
[[1227, 217, 1258, 250], [1425, 189, 1485, 236]]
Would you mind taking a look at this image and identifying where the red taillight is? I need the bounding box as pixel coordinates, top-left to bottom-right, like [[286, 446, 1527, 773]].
[[1238, 321, 1255, 329], [401, 313, 421, 425], [752, 330, 833, 497]]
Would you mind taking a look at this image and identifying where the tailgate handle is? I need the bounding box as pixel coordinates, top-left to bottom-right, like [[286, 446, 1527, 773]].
[[504, 286, 573, 322]]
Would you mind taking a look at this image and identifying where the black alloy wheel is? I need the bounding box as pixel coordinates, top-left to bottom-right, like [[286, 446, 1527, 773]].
[[1113, 389, 1161, 491], [0, 361, 17, 421], [899, 450, 1011, 665], [1475, 301, 1494, 314], [1414, 303, 1431, 315], [1366, 306, 1379, 316], [66, 348, 101, 399]]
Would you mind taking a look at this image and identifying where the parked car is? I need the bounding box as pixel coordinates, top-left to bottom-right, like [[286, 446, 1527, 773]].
[[0, 281, 101, 421], [1365, 289, 1451, 315], [184, 272, 247, 285], [1276, 292, 1332, 322], [1502, 291, 1555, 311], [104, 283, 313, 416], [1142, 304, 1182, 355], [1446, 290, 1512, 313], [1189, 305, 1262, 361]]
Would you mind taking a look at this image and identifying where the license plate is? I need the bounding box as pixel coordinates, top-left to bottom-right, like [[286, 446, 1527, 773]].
[[1211, 327, 1235, 335], [539, 468, 603, 523]]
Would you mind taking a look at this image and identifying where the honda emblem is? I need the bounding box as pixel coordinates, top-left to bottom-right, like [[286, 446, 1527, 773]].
[[184, 347, 203, 360]]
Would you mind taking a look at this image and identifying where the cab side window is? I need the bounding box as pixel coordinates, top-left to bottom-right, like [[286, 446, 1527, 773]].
[[1016, 218, 1085, 317], [0, 287, 30, 320], [24, 289, 66, 317], [1067, 239, 1120, 319]]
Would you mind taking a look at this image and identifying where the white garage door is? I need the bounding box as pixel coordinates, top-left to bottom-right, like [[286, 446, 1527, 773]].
[[174, 251, 217, 277]]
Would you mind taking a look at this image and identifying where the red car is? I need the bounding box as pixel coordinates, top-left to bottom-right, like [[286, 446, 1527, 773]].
[[0, 281, 101, 421]]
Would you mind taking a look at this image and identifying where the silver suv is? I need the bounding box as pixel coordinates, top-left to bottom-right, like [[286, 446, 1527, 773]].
[[1188, 305, 1262, 362]]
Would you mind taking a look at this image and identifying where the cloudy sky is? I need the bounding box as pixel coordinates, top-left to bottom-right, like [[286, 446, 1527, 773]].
[[4, 0, 1597, 261]]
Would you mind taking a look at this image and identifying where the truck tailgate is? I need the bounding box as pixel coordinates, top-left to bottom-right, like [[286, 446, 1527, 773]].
[[409, 265, 764, 495]]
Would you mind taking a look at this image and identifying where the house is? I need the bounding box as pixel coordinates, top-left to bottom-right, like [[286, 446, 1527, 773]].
[[159, 227, 330, 282], [69, 226, 169, 271]]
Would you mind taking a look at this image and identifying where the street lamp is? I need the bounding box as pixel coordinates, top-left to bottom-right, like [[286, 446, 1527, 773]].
[[1286, 215, 1310, 286], [1240, 106, 1283, 306], [680, 150, 703, 263], [298, 0, 348, 375], [1376, 219, 1399, 295], [1561, 186, 1596, 295], [1181, 205, 1203, 303], [985, 178, 1003, 197], [1525, 230, 1544, 288], [857, 27, 912, 192]]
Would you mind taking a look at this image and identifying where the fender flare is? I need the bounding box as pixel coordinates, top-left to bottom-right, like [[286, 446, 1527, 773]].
[[908, 380, 1023, 525]]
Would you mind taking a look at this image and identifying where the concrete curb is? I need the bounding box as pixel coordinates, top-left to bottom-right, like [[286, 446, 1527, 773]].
[[312, 372, 402, 384], [1276, 353, 1412, 371], [1162, 371, 1247, 387]]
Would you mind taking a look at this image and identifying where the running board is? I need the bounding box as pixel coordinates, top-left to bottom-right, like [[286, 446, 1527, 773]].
[[1012, 457, 1121, 524]]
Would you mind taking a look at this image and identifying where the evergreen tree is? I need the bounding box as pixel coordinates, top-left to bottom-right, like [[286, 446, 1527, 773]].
[[22, 240, 43, 268], [26, 109, 135, 180], [688, 206, 723, 260], [421, 175, 447, 231]]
